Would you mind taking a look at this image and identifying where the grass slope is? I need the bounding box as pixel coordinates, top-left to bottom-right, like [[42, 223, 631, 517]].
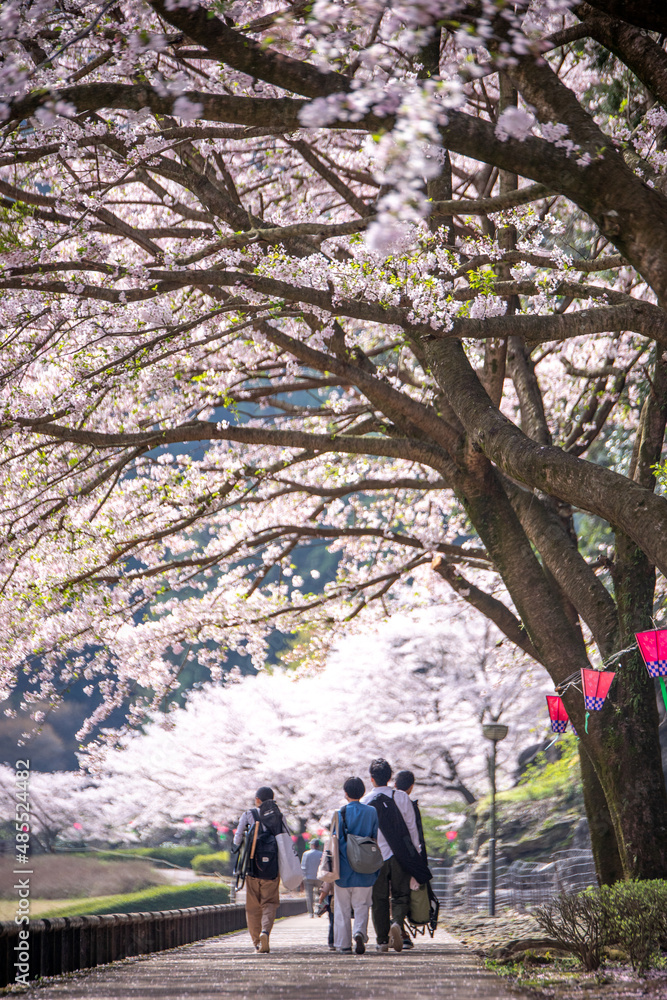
[[39, 880, 230, 918]]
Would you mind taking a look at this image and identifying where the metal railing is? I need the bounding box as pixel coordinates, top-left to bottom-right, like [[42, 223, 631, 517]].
[[431, 849, 598, 913], [0, 898, 307, 987]]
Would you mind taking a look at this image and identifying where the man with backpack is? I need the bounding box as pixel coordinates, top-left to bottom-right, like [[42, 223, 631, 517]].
[[232, 786, 282, 953], [362, 759, 431, 952], [394, 769, 439, 948], [332, 776, 381, 954]]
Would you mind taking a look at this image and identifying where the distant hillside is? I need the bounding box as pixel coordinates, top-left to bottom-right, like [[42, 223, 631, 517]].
[[456, 736, 591, 866]]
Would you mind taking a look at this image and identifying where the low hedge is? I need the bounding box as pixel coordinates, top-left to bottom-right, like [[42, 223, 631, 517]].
[[536, 880, 667, 972], [40, 881, 230, 918], [191, 851, 232, 874], [91, 845, 215, 868]]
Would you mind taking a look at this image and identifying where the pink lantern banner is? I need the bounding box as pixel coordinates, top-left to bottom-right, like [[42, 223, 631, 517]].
[[546, 695, 569, 733], [635, 630, 667, 678], [581, 669, 615, 711]]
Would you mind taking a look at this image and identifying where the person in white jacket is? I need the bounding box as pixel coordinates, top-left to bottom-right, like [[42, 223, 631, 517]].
[[362, 759, 422, 952]]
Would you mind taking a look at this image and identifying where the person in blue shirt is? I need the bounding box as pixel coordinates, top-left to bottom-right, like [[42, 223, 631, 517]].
[[333, 776, 379, 954]]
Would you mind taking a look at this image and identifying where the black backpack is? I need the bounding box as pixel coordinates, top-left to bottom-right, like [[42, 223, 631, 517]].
[[249, 801, 282, 880]]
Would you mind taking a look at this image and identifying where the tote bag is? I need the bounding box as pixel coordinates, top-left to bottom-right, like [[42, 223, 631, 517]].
[[276, 831, 304, 890], [316, 811, 341, 883]]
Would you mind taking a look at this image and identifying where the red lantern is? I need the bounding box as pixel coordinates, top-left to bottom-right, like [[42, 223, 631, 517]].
[[546, 695, 569, 733], [73, 822, 82, 830], [445, 830, 458, 841], [581, 669, 615, 711], [635, 629, 667, 678], [302, 832, 311, 840], [291, 835, 298, 842]]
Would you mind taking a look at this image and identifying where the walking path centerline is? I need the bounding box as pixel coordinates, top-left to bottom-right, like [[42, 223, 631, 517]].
[[25, 912, 527, 999]]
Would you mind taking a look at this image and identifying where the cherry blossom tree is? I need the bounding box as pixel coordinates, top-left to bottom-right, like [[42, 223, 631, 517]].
[[0, 764, 138, 850], [0, 0, 667, 880], [79, 606, 548, 837]]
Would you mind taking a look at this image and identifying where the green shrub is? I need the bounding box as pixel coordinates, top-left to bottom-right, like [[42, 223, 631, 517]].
[[40, 880, 230, 918], [91, 845, 215, 868], [598, 880, 667, 972], [536, 880, 667, 972], [191, 851, 232, 875]]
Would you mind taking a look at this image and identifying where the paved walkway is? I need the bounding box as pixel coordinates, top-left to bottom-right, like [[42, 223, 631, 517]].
[[26, 913, 526, 999]]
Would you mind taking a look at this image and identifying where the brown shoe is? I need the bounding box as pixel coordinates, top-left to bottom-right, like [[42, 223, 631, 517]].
[[258, 932, 270, 953]]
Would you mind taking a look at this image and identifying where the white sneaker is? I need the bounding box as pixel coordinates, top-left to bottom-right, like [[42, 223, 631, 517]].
[[258, 932, 270, 953], [388, 923, 403, 952]]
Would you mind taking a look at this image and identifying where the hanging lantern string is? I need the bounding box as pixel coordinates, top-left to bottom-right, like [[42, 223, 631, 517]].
[[556, 643, 636, 697], [555, 671, 581, 695], [602, 643, 637, 668], [544, 733, 561, 752]]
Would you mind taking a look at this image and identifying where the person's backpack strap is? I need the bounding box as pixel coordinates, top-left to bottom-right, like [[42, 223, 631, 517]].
[[340, 804, 348, 838], [250, 816, 260, 859]]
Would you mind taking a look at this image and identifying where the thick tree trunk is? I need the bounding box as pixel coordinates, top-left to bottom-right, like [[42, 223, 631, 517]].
[[579, 673, 667, 879], [578, 743, 624, 884], [437, 459, 629, 879], [556, 531, 667, 880]]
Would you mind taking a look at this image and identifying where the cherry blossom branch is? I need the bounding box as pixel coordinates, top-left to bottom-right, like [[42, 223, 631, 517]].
[[431, 554, 540, 662], [449, 302, 667, 346], [574, 1, 667, 108], [147, 0, 349, 99], [424, 338, 667, 576], [16, 419, 454, 471], [177, 182, 552, 258]]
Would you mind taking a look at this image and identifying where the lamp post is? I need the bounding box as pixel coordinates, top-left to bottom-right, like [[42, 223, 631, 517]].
[[482, 722, 509, 917]]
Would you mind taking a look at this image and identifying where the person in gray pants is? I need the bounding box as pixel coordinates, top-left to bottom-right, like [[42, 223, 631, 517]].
[[301, 838, 323, 916]]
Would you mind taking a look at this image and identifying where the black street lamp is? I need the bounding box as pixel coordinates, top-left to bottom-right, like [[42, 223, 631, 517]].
[[482, 722, 509, 917]]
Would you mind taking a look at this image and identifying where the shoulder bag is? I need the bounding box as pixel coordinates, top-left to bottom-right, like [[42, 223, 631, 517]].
[[340, 805, 383, 874]]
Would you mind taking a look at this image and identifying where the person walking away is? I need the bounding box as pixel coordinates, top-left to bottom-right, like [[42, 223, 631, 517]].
[[394, 769, 429, 950], [362, 758, 429, 953], [301, 838, 323, 917], [232, 785, 282, 953], [333, 776, 379, 954]]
